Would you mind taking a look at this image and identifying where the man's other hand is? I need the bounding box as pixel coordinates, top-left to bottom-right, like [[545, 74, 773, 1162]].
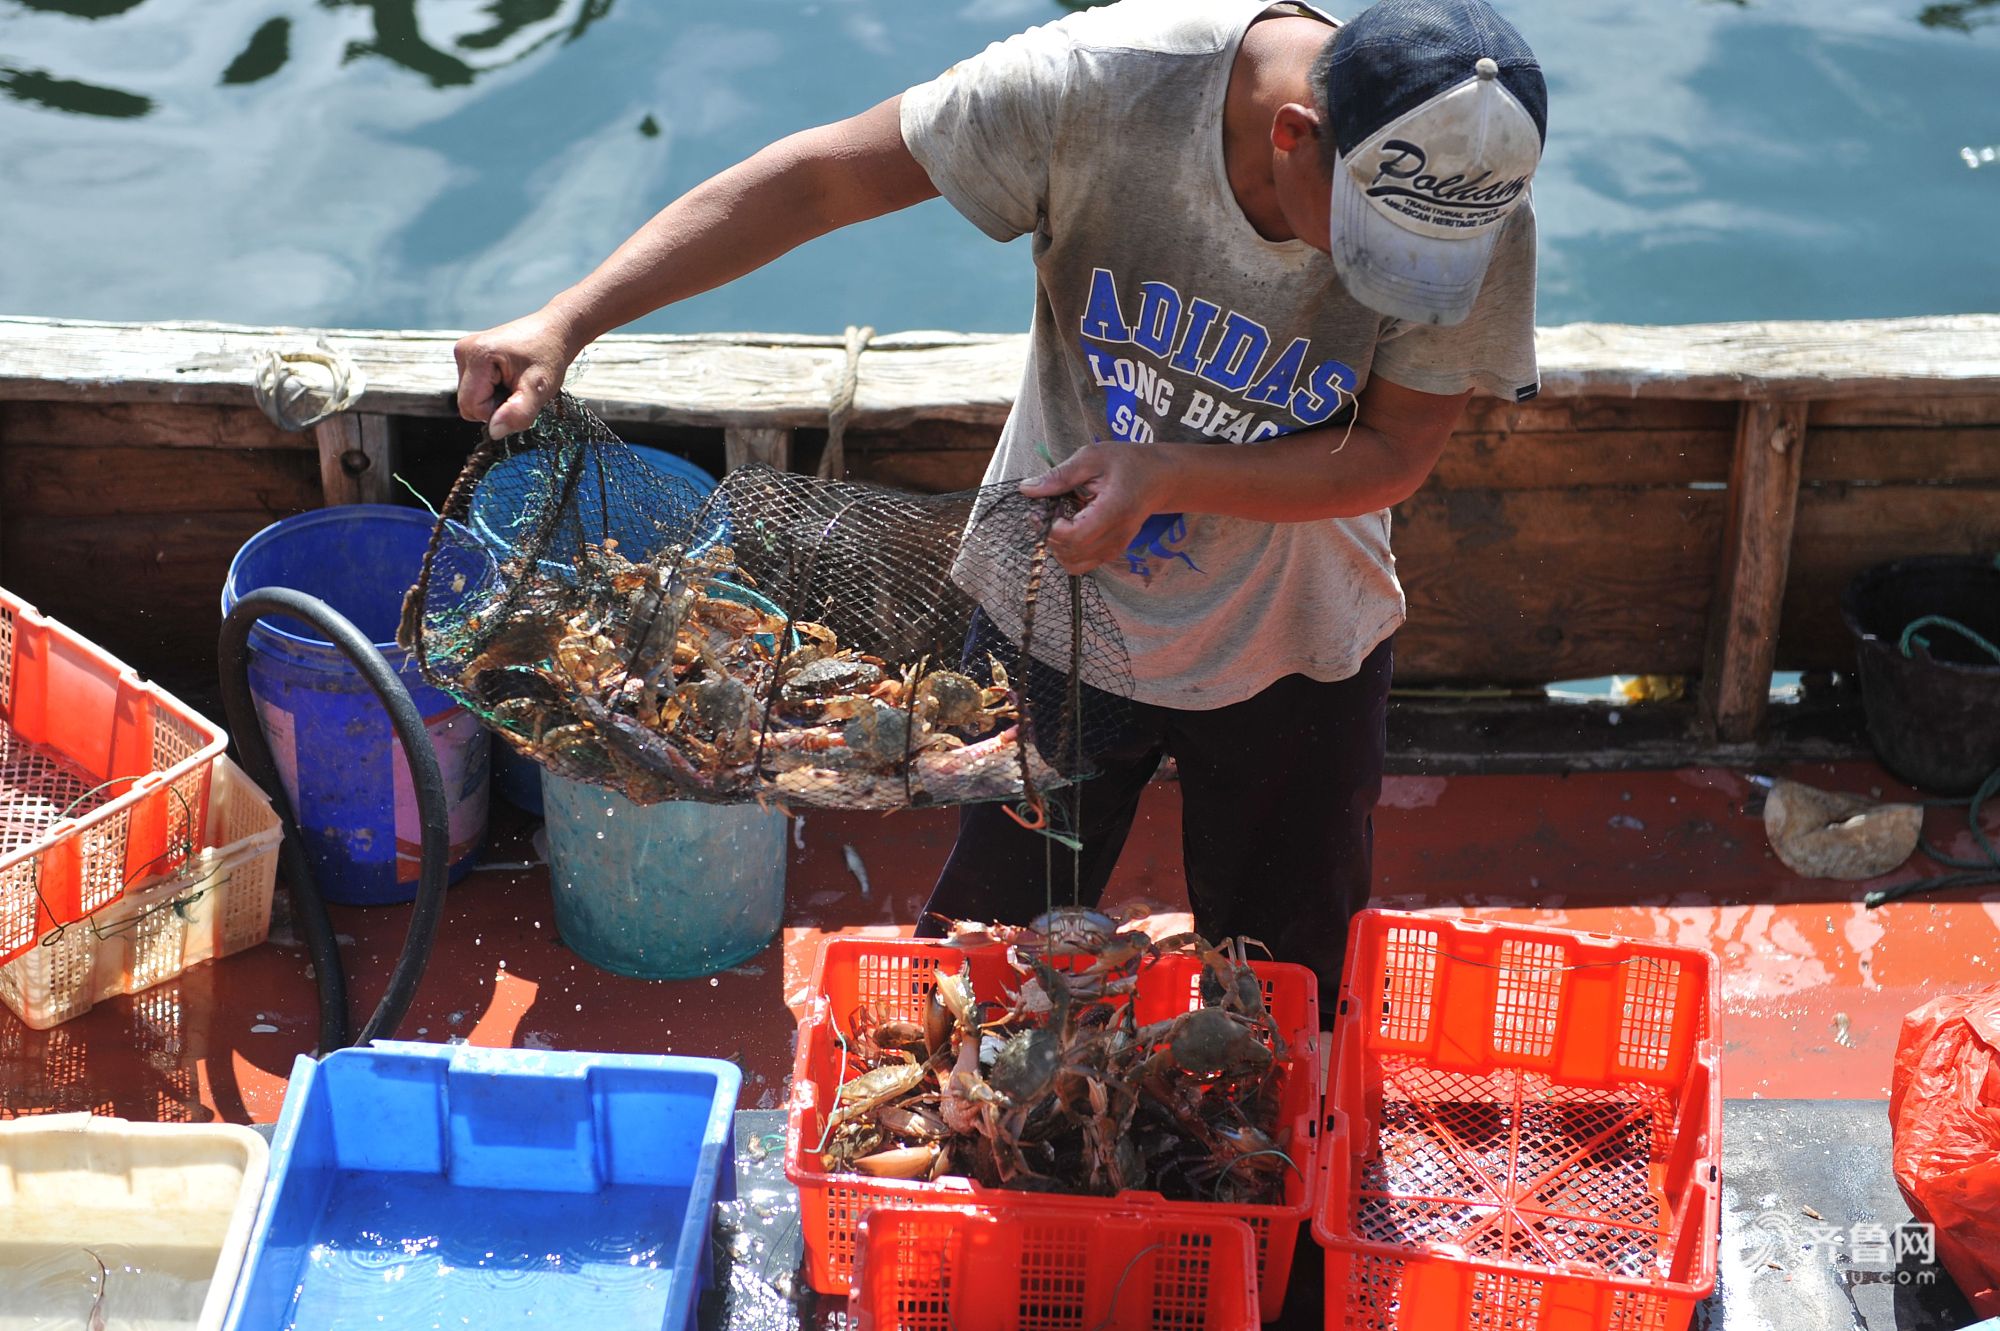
[[1019, 443, 1171, 575], [454, 309, 579, 439]]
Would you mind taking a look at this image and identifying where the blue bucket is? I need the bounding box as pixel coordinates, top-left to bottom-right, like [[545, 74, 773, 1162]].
[[543, 771, 787, 980], [222, 505, 491, 906], [470, 446, 722, 815], [468, 444, 725, 571]]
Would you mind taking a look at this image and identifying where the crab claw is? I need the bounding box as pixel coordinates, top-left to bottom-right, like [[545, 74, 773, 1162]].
[[853, 1145, 941, 1178]]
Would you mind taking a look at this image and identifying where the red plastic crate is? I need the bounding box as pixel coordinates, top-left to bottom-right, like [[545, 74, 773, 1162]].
[[849, 1206, 1261, 1331], [0, 588, 226, 966], [1313, 910, 1723, 1331], [786, 936, 1321, 1320]]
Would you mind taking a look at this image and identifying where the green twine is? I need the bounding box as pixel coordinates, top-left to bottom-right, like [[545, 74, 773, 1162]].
[[394, 473, 443, 519], [1898, 614, 2000, 666], [1863, 612, 2000, 907]]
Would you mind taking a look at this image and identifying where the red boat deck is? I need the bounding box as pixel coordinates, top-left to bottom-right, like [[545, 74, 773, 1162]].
[[3, 760, 1994, 1123]]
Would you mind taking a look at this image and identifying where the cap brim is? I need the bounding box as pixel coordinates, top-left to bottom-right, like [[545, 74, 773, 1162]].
[[1329, 152, 1498, 326]]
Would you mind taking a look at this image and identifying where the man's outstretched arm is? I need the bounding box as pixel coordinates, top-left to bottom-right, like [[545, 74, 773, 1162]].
[[455, 95, 938, 437]]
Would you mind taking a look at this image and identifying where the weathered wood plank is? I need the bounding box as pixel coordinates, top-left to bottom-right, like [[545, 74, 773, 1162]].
[[1530, 316, 2000, 400], [4, 316, 1999, 434], [1778, 484, 2000, 670], [1385, 692, 1867, 775], [849, 420, 1003, 453], [846, 449, 991, 494], [1, 400, 306, 449], [1800, 427, 2000, 484], [312, 412, 393, 505], [0, 511, 279, 695], [1458, 396, 1738, 434], [723, 426, 792, 473], [1698, 401, 1810, 742], [1809, 396, 2000, 427], [1431, 429, 1732, 489], [1391, 487, 1727, 684], [1, 445, 320, 517]]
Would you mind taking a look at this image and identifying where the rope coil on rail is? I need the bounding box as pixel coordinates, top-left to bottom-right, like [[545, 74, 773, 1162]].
[[251, 336, 365, 432]]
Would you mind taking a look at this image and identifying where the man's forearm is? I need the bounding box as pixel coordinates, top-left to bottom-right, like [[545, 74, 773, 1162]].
[[454, 96, 935, 436], [544, 139, 830, 350], [544, 97, 935, 352], [1145, 424, 1441, 522]]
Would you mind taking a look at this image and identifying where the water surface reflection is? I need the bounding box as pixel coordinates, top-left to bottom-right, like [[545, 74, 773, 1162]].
[[2, 0, 615, 112], [0, 0, 1994, 333]]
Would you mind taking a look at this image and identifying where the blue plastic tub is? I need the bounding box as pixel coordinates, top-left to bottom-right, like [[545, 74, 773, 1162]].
[[222, 505, 491, 905], [471, 446, 721, 817], [544, 771, 787, 981], [467, 444, 721, 568], [225, 1042, 739, 1331]]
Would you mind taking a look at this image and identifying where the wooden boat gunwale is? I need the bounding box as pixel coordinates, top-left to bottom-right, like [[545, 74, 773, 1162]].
[[2, 312, 1996, 772]]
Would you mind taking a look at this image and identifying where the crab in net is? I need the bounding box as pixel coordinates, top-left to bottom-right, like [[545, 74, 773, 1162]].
[[817, 923, 1299, 1205], [427, 535, 1065, 808], [403, 394, 1131, 816]]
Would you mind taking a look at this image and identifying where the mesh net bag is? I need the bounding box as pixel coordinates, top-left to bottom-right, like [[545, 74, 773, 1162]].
[[402, 395, 1131, 816]]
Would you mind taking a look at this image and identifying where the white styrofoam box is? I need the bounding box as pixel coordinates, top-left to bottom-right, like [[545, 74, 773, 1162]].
[[0, 1112, 269, 1331]]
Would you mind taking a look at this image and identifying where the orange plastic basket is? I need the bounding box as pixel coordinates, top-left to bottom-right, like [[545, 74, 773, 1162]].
[[848, 1206, 1261, 1331], [786, 936, 1321, 1321], [1313, 910, 1722, 1331], [0, 588, 226, 967]]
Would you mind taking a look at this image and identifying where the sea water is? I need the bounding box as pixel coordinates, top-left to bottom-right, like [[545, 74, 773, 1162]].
[[278, 1173, 693, 1331], [0, 0, 1994, 334]]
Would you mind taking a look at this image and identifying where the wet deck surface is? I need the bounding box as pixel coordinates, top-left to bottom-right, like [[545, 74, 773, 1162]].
[[3, 761, 1997, 1125], [697, 1103, 1979, 1331]]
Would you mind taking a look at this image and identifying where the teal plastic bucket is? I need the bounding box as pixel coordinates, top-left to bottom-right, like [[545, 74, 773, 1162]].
[[469, 445, 722, 816], [222, 505, 491, 906], [542, 771, 787, 980]]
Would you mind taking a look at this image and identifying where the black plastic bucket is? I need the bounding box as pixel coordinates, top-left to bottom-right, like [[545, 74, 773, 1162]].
[[1841, 555, 2000, 796]]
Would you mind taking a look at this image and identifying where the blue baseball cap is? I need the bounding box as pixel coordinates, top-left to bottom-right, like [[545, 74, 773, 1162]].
[[1324, 0, 1548, 325]]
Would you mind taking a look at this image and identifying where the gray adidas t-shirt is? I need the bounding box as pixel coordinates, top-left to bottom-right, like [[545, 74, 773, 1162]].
[[901, 0, 1538, 708]]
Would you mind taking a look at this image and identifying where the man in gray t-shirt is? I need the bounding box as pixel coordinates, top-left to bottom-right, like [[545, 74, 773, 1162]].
[[453, 0, 1547, 1004]]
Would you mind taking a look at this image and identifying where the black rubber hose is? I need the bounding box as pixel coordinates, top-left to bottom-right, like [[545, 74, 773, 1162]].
[[218, 589, 451, 1053]]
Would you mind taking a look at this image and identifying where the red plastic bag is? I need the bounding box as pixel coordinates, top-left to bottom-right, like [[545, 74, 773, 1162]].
[[1889, 981, 2000, 1317]]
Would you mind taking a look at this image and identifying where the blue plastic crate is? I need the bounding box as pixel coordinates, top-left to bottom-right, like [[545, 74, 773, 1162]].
[[224, 1042, 739, 1331]]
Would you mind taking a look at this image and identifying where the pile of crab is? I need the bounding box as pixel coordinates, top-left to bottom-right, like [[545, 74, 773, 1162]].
[[421, 537, 1064, 809], [814, 913, 1300, 1206]]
